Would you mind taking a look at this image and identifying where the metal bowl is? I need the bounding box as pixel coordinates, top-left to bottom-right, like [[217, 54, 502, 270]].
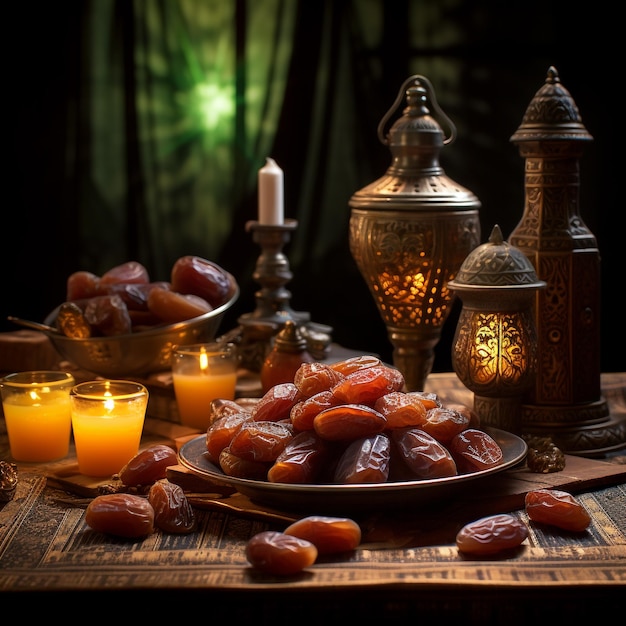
[[43, 274, 239, 379]]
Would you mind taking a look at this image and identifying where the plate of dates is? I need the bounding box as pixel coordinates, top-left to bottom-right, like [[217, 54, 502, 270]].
[[178, 427, 527, 514]]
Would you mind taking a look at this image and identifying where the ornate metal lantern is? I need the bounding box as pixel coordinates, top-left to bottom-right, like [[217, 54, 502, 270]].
[[509, 66, 625, 454], [449, 225, 545, 434], [349, 75, 481, 391]]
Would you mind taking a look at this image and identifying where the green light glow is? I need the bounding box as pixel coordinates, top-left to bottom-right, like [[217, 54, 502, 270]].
[[194, 81, 235, 131]]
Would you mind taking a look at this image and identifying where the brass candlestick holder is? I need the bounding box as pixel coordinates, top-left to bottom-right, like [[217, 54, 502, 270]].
[[224, 219, 331, 371], [239, 219, 311, 327]]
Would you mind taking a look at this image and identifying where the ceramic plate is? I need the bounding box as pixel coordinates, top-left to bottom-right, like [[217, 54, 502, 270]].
[[178, 427, 527, 514]]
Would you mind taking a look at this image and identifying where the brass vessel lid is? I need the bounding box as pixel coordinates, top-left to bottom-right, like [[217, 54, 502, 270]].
[[449, 225, 545, 290], [349, 75, 480, 212], [510, 66, 593, 143]]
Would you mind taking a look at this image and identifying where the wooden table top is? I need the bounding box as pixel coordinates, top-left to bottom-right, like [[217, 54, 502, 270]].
[[1, 370, 625, 620]]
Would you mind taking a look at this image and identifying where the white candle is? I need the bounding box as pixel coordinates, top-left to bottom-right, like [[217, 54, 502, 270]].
[[258, 157, 284, 225]]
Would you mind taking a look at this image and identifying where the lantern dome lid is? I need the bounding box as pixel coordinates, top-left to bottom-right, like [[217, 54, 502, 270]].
[[510, 66, 592, 143], [449, 225, 545, 290]]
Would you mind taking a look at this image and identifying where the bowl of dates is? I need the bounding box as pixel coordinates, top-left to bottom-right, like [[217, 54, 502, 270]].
[[43, 257, 239, 378]]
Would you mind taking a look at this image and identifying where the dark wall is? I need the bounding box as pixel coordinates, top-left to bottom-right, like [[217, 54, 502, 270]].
[[4, 1, 622, 374]]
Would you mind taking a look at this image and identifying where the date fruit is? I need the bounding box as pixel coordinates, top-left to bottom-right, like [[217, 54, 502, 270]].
[[147, 286, 212, 323], [171, 255, 232, 308], [449, 428, 503, 473], [267, 431, 331, 483], [524, 488, 591, 532], [313, 403, 387, 441], [456, 514, 528, 555], [246, 531, 318, 575], [118, 444, 179, 487], [330, 364, 405, 405], [148, 479, 196, 534], [284, 515, 362, 554], [228, 420, 294, 462], [85, 493, 155, 538], [333, 433, 391, 484], [391, 428, 457, 479]]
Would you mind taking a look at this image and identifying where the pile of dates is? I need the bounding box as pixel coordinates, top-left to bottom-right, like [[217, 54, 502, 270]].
[[53, 255, 234, 338], [206, 355, 505, 485], [84, 444, 196, 538]]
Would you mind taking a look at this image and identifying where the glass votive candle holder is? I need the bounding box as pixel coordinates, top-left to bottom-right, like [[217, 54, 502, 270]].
[[70, 380, 149, 477], [0, 371, 75, 462], [171, 342, 238, 431]]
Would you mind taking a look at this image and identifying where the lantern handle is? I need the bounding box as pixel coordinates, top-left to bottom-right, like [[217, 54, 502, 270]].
[[377, 75, 457, 146]]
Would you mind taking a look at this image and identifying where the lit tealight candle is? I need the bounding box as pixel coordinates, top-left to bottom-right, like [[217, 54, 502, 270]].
[[0, 371, 75, 462], [171, 343, 238, 431], [70, 380, 149, 477], [258, 157, 284, 225]]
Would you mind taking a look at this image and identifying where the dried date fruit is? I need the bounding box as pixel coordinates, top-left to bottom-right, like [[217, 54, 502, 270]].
[[246, 531, 318, 575], [420, 406, 470, 444], [84, 294, 133, 336], [56, 301, 92, 338], [333, 433, 391, 484], [456, 514, 528, 555], [330, 364, 405, 405], [209, 398, 251, 425], [294, 362, 345, 397], [313, 403, 387, 441], [148, 479, 196, 533], [525, 489, 591, 532], [118, 444, 179, 487], [406, 391, 442, 411], [284, 516, 362, 554], [228, 420, 294, 462], [147, 286, 213, 323], [66, 270, 102, 300], [206, 412, 252, 463], [290, 390, 339, 431], [449, 428, 504, 474], [391, 428, 457, 479], [524, 436, 566, 473], [171, 255, 232, 308], [444, 403, 480, 429], [219, 447, 270, 479], [100, 261, 150, 286], [85, 493, 155, 539], [0, 461, 18, 502], [267, 431, 331, 483], [328, 355, 381, 376], [373, 391, 428, 429], [252, 382, 303, 422]]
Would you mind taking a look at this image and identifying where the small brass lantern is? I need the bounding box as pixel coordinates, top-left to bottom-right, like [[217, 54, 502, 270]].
[[349, 75, 481, 391], [449, 225, 545, 434]]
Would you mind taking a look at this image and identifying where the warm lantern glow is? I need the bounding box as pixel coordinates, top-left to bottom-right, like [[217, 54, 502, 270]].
[[449, 225, 545, 434]]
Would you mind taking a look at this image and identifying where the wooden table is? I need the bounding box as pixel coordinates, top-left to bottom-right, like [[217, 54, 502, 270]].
[[1, 370, 625, 621]]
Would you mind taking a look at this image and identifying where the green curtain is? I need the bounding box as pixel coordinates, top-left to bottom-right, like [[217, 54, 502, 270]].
[[79, 0, 297, 278]]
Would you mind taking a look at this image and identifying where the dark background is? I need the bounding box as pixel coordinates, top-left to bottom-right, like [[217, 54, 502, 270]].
[[4, 1, 623, 374]]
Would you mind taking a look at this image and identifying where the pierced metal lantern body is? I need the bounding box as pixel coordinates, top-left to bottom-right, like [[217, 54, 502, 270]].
[[349, 75, 481, 391], [449, 225, 545, 434]]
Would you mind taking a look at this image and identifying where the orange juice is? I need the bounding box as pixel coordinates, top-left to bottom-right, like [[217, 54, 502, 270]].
[[2, 391, 72, 462]]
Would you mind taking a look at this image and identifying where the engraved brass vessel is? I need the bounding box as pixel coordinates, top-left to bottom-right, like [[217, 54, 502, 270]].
[[349, 75, 481, 391]]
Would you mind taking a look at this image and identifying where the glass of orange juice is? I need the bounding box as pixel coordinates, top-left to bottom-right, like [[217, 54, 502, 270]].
[[70, 380, 148, 477], [171, 342, 238, 431], [1, 371, 75, 462]]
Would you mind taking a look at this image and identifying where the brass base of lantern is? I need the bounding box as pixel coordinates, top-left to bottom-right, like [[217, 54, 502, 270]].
[[521, 399, 626, 457], [387, 326, 442, 392], [474, 395, 523, 435]]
